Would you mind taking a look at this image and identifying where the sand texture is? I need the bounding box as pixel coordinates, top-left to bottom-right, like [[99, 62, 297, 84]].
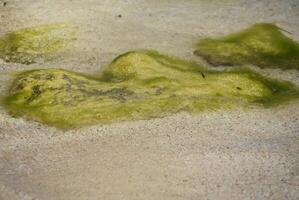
[[0, 0, 299, 199]]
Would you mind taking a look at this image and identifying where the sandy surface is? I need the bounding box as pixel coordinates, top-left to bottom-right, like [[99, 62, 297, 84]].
[[0, 0, 299, 199]]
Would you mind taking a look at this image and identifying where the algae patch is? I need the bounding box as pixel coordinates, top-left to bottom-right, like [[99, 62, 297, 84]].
[[0, 23, 75, 64], [3, 51, 299, 128], [195, 23, 299, 70]]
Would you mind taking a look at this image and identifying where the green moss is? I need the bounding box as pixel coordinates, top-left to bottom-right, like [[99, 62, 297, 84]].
[[3, 50, 299, 128], [195, 23, 299, 70], [0, 23, 75, 64]]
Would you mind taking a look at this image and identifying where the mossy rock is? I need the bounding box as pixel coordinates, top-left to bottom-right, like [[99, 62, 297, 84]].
[[0, 23, 75, 64], [3, 51, 299, 128], [194, 23, 299, 70]]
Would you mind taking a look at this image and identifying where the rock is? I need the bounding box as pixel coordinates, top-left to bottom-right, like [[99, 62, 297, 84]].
[[4, 51, 299, 128]]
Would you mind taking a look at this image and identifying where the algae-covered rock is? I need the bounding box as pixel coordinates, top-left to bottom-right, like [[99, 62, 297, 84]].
[[3, 51, 299, 128], [0, 23, 75, 64], [195, 23, 299, 70]]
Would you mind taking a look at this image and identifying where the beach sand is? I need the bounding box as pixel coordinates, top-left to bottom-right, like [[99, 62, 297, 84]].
[[0, 0, 299, 199]]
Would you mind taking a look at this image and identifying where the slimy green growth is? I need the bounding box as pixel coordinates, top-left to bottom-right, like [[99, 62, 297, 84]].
[[0, 23, 75, 64], [3, 51, 299, 128], [195, 23, 299, 70]]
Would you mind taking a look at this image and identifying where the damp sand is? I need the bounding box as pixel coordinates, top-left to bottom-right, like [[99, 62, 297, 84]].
[[0, 0, 299, 199]]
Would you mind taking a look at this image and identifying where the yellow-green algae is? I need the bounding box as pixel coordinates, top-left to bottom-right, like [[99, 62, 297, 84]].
[[3, 51, 299, 128], [0, 23, 75, 64], [195, 23, 299, 70]]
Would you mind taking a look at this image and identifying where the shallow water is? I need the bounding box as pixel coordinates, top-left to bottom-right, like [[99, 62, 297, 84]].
[[0, 1, 298, 200]]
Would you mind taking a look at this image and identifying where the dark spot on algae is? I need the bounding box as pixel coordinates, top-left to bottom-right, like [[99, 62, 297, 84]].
[[194, 23, 299, 70], [0, 23, 76, 64], [3, 50, 299, 129]]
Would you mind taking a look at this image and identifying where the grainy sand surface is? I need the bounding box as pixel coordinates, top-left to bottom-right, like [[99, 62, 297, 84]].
[[0, 0, 299, 199]]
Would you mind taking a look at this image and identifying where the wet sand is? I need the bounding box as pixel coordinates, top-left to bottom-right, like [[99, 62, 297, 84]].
[[0, 0, 299, 199]]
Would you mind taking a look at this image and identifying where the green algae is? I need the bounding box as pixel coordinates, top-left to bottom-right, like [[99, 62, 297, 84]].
[[0, 23, 75, 64], [194, 23, 299, 70], [3, 50, 299, 128]]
